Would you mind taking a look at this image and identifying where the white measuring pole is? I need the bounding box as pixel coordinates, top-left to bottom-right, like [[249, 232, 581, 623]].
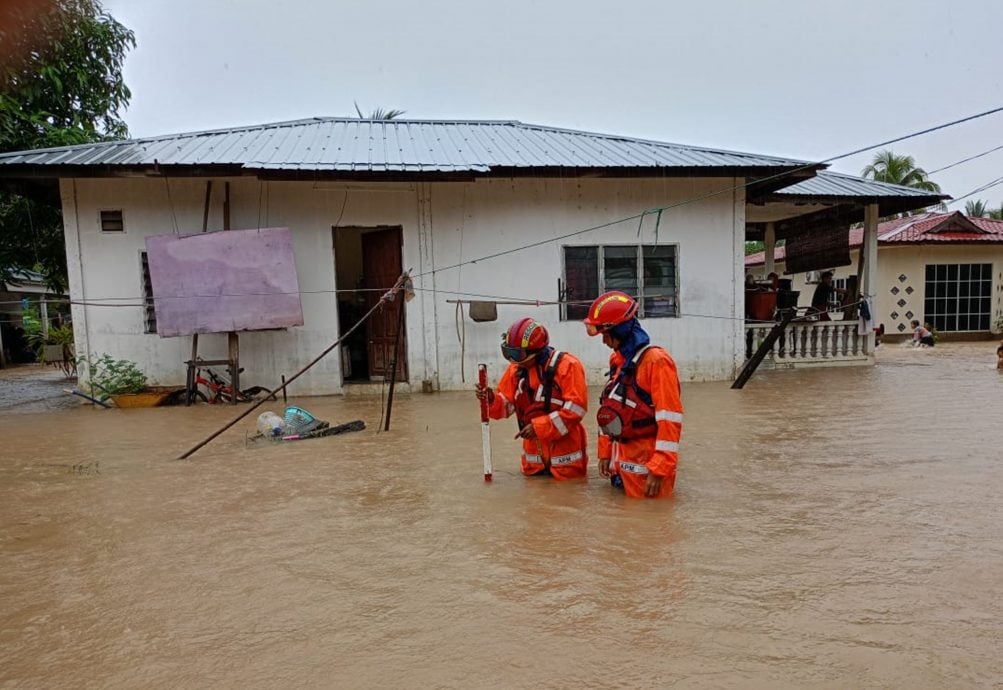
[[478, 363, 492, 482]]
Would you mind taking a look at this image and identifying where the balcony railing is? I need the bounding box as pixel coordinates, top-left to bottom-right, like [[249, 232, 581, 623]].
[[744, 320, 871, 366]]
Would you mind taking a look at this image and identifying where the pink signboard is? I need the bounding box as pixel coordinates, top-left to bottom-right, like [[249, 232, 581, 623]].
[[145, 227, 304, 337]]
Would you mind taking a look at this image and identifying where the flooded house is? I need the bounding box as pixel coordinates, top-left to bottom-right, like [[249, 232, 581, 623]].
[[747, 207, 1003, 342], [0, 119, 942, 393]]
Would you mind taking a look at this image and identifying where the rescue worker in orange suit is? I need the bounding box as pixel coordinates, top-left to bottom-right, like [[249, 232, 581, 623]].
[[585, 291, 683, 498], [474, 317, 589, 480]]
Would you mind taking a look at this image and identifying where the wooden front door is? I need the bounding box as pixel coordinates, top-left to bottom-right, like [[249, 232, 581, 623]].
[[362, 227, 407, 381]]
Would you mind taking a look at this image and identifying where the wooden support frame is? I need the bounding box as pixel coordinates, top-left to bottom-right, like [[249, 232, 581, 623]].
[[184, 179, 241, 404]]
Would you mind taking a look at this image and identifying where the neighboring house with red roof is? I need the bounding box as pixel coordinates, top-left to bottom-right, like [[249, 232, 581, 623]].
[[747, 211, 1003, 338]]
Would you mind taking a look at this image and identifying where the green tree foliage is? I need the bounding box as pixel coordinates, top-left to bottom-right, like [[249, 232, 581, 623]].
[[0, 0, 135, 149], [962, 199, 1003, 220], [0, 192, 63, 289], [353, 101, 406, 120], [0, 0, 135, 290], [861, 150, 944, 217], [965, 199, 989, 217], [861, 150, 942, 193]]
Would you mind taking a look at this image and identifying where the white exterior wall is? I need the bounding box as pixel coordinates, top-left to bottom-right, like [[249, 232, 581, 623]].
[[872, 245, 1003, 337], [61, 175, 746, 394]]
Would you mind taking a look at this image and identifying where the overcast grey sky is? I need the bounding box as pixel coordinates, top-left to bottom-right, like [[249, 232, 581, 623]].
[[103, 0, 1003, 205]]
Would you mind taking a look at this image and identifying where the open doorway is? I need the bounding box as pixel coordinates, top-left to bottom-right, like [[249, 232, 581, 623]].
[[333, 225, 407, 383]]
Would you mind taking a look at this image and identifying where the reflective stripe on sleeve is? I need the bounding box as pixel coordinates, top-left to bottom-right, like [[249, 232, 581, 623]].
[[655, 410, 683, 423], [655, 440, 679, 452], [563, 400, 586, 417], [549, 410, 568, 436]]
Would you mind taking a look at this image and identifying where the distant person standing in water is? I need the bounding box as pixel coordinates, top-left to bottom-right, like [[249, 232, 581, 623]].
[[911, 320, 935, 347], [996, 339, 1003, 369]]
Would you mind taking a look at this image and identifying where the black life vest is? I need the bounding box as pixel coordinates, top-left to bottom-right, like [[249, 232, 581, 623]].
[[596, 345, 658, 440], [513, 350, 565, 429]]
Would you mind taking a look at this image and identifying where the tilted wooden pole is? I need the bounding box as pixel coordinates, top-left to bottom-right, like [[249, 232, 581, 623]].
[[383, 287, 407, 431]]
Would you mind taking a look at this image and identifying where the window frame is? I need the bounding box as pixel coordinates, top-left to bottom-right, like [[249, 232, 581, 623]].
[[99, 208, 125, 234], [560, 243, 680, 321], [829, 277, 848, 308], [923, 262, 992, 332]]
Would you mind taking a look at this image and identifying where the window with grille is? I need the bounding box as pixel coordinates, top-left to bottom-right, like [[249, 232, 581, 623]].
[[140, 251, 158, 334], [924, 263, 992, 332], [561, 245, 678, 321], [100, 209, 124, 233]]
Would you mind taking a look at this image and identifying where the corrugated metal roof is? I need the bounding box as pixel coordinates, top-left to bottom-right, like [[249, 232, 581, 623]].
[[746, 211, 1003, 265], [774, 171, 942, 199], [877, 211, 1003, 242], [2, 267, 46, 285], [0, 117, 812, 174]]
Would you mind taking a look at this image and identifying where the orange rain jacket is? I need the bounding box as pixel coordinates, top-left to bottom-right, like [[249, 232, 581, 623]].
[[598, 346, 683, 498], [487, 349, 589, 480]]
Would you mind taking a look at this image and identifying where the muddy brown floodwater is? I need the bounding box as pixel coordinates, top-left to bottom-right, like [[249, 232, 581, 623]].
[[1, 342, 1002, 689]]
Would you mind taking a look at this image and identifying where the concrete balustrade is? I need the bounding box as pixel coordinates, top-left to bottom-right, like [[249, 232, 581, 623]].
[[744, 321, 871, 367]]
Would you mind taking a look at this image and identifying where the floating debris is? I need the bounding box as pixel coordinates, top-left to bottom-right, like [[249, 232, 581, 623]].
[[246, 406, 366, 447]]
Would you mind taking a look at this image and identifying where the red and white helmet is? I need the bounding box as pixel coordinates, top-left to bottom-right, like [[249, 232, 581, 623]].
[[584, 291, 638, 336], [501, 317, 549, 362]]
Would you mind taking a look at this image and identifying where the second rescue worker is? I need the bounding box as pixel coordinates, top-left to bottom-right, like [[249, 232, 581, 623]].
[[474, 318, 589, 480], [585, 291, 683, 498]]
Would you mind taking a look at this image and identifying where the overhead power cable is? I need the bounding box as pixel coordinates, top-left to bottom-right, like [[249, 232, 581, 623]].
[[821, 107, 1003, 164], [412, 105, 1003, 279], [928, 144, 1003, 175], [945, 175, 1003, 206], [20, 107, 1001, 312]]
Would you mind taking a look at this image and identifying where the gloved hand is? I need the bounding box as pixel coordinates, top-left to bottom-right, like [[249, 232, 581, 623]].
[[474, 384, 494, 405]]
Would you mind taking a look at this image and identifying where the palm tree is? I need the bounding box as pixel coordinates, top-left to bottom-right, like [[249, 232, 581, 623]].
[[965, 199, 989, 217], [354, 102, 406, 120], [861, 150, 942, 193], [989, 204, 1003, 221]]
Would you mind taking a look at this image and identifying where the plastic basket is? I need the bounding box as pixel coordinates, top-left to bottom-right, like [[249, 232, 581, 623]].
[[284, 406, 325, 435]]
